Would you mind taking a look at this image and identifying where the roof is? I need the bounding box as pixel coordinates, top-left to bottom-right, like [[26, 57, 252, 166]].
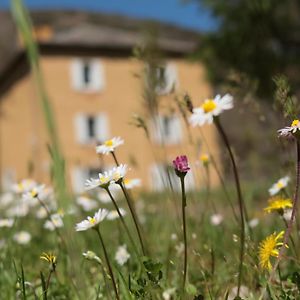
[[0, 10, 201, 96]]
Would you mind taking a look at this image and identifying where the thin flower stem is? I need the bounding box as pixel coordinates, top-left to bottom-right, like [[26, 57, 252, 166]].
[[180, 176, 188, 294], [94, 227, 120, 300], [111, 151, 147, 255], [105, 188, 141, 257], [214, 117, 245, 297], [118, 182, 146, 256], [269, 140, 300, 282], [37, 197, 66, 250]]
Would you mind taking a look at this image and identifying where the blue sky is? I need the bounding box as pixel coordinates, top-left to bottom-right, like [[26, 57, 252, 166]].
[[0, 0, 217, 32]]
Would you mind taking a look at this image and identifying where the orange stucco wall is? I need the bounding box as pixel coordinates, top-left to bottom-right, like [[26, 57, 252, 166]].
[[0, 55, 220, 192]]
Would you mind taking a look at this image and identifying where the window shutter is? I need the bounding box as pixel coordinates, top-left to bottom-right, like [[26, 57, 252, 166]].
[[169, 116, 182, 145], [95, 113, 109, 142], [74, 114, 88, 144], [71, 167, 88, 194], [71, 59, 83, 91], [90, 60, 105, 91], [156, 63, 178, 95]]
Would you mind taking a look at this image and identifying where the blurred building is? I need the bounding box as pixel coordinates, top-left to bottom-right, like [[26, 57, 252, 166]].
[[0, 11, 219, 193]]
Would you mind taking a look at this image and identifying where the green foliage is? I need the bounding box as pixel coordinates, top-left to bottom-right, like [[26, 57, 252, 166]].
[[190, 0, 300, 99]]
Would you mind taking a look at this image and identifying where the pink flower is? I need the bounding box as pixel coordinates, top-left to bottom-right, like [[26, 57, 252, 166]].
[[173, 155, 190, 175]]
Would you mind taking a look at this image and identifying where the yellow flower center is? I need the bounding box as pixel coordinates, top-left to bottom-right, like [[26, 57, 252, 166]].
[[200, 154, 209, 163], [124, 179, 131, 184], [105, 140, 113, 147], [89, 217, 96, 225], [291, 119, 299, 127], [30, 190, 38, 198], [202, 99, 217, 113], [276, 182, 284, 189], [100, 176, 108, 184]]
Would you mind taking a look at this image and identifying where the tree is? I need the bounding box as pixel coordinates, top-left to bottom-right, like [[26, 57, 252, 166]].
[[191, 0, 300, 99]]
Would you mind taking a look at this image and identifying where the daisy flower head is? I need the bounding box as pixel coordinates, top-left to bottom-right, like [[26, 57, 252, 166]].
[[258, 231, 285, 270], [124, 178, 141, 189], [0, 218, 14, 228], [22, 184, 46, 201], [110, 164, 128, 184], [85, 171, 112, 190], [44, 213, 64, 231], [75, 208, 108, 231], [278, 119, 300, 139], [189, 94, 233, 127], [96, 137, 124, 155], [269, 176, 290, 196], [13, 231, 31, 245], [264, 197, 292, 214], [115, 244, 130, 266], [12, 179, 37, 194], [76, 196, 98, 211]]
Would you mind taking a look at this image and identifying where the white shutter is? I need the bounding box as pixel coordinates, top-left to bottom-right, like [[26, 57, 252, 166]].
[[71, 59, 83, 91], [169, 116, 182, 145], [74, 114, 88, 144], [165, 63, 178, 93], [95, 113, 109, 142], [90, 60, 105, 91], [156, 63, 178, 95], [71, 167, 88, 194]]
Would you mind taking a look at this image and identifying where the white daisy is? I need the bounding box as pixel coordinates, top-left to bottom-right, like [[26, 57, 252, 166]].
[[0, 192, 14, 208], [76, 196, 98, 211], [110, 164, 128, 183], [248, 218, 259, 228], [96, 137, 124, 155], [36, 207, 48, 219], [22, 184, 46, 201], [44, 213, 64, 231], [115, 244, 130, 266], [189, 94, 233, 126], [85, 172, 112, 190], [11, 179, 37, 194], [162, 288, 176, 300], [107, 208, 127, 220], [6, 202, 29, 217], [210, 213, 224, 226], [124, 178, 141, 189], [269, 176, 290, 196], [278, 119, 300, 138], [75, 208, 108, 231], [13, 231, 31, 245], [0, 218, 14, 228]]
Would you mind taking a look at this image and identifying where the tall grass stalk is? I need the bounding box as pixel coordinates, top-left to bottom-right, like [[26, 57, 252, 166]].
[[11, 0, 69, 208], [214, 117, 246, 297]]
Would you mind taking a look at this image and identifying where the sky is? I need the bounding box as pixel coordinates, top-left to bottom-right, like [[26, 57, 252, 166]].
[[0, 0, 217, 32]]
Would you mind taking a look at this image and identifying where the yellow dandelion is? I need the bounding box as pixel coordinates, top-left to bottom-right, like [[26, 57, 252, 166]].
[[258, 231, 285, 270], [40, 252, 57, 270], [264, 197, 292, 214]]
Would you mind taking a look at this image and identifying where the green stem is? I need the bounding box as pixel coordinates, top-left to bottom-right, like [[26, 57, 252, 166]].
[[214, 117, 245, 297], [105, 188, 140, 257], [95, 227, 120, 300], [269, 141, 300, 282], [180, 176, 188, 294], [119, 183, 146, 256]]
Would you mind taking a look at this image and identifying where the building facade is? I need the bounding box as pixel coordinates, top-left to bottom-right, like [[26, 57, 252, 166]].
[[0, 11, 220, 193]]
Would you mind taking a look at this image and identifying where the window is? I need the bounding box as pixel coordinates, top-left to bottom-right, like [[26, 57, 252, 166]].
[[71, 166, 106, 194], [150, 164, 195, 192], [152, 115, 182, 145], [74, 113, 109, 144], [154, 63, 178, 95], [71, 58, 105, 92]]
